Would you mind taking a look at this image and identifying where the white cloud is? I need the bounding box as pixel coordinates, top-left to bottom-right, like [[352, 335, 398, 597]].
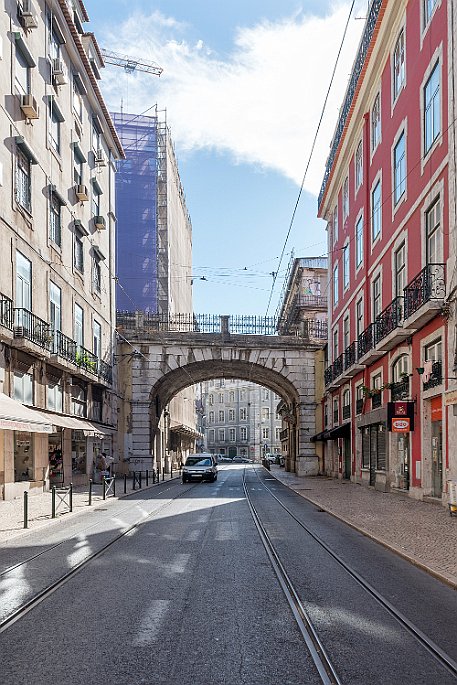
[[100, 4, 365, 196]]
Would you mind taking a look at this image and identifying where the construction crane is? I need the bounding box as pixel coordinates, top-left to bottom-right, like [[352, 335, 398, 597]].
[[100, 48, 163, 77]]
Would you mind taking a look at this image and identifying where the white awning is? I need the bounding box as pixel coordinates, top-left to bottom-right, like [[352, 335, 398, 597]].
[[0, 394, 53, 434], [29, 409, 116, 437]]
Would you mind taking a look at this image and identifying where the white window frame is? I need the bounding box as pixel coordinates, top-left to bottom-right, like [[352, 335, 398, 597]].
[[371, 92, 381, 153], [343, 241, 350, 291], [355, 212, 364, 269], [355, 140, 363, 191], [371, 178, 382, 243], [342, 176, 349, 221], [333, 264, 339, 306], [393, 28, 406, 103], [392, 126, 407, 210]]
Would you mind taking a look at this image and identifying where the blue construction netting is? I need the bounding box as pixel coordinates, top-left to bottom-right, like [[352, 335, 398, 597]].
[[112, 112, 158, 313]]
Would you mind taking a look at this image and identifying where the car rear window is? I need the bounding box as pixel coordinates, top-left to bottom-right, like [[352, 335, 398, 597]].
[[186, 457, 212, 466]]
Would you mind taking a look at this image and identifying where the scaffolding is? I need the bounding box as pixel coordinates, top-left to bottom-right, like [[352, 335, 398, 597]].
[[156, 118, 169, 316]]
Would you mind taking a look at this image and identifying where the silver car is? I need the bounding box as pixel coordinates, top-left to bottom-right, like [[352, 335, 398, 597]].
[[182, 454, 218, 483]]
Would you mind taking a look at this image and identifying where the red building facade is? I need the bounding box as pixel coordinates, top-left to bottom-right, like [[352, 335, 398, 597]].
[[318, 0, 450, 500]]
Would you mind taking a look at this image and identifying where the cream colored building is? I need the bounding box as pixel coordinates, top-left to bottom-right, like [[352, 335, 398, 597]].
[[0, 0, 123, 499]]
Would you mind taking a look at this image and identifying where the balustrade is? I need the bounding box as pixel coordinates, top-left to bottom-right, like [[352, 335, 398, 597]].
[[423, 360, 442, 390], [404, 264, 445, 319], [375, 297, 403, 343], [358, 322, 376, 358]]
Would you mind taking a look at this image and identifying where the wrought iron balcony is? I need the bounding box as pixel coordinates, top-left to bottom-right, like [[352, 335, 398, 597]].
[[342, 404, 351, 420], [375, 297, 403, 344], [98, 359, 113, 384], [324, 365, 334, 387], [13, 308, 53, 350], [333, 353, 344, 379], [0, 296, 13, 330], [344, 341, 357, 370], [356, 398, 364, 415], [404, 264, 445, 320], [75, 346, 98, 375], [423, 360, 442, 390], [358, 322, 377, 359], [318, 0, 383, 208], [371, 392, 382, 409], [391, 377, 410, 401], [53, 332, 98, 376], [295, 294, 328, 309]]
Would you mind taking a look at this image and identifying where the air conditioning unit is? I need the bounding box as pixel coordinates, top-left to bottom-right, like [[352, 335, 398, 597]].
[[52, 58, 68, 86], [20, 0, 38, 29], [14, 325, 28, 338], [94, 215, 106, 230], [95, 149, 106, 166], [75, 184, 88, 202], [20, 94, 39, 119]]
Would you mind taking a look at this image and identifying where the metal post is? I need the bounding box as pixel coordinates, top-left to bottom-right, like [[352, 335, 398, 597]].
[[124, 473, 127, 494], [139, 471, 142, 489], [69, 483, 73, 512], [153, 469, 156, 484], [162, 467, 165, 481], [146, 469, 149, 486], [52, 486, 56, 518], [103, 477, 106, 500], [89, 479, 93, 506], [133, 471, 136, 490], [171, 465, 173, 478], [23, 491, 28, 529], [113, 477, 116, 497]]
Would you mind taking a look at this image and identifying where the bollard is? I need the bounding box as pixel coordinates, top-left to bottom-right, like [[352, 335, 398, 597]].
[[133, 471, 136, 490], [52, 486, 56, 518], [171, 466, 173, 479], [69, 484, 73, 512], [162, 468, 165, 482], [152, 469, 156, 484], [139, 471, 142, 489], [124, 473, 127, 494], [89, 479, 93, 506], [146, 469, 149, 486], [23, 491, 28, 529], [102, 476, 106, 500]]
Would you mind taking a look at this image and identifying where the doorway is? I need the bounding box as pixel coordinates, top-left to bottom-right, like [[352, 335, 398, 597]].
[[343, 437, 351, 479], [431, 421, 443, 497]]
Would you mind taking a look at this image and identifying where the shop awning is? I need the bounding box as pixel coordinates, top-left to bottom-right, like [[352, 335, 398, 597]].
[[0, 394, 53, 433], [85, 422, 116, 437], [170, 423, 204, 439], [327, 423, 351, 440], [30, 410, 99, 433], [310, 430, 331, 442]]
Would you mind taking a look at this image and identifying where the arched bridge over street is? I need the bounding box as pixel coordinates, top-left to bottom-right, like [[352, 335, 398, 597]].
[[116, 312, 327, 475]]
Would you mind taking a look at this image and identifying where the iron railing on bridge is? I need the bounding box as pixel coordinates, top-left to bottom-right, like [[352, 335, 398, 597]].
[[116, 312, 328, 339]]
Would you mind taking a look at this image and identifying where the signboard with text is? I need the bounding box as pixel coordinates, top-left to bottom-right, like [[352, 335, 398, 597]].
[[387, 402, 414, 432]]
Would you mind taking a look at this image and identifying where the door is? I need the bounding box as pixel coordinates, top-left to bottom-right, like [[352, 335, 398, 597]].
[[16, 251, 32, 328], [398, 434, 410, 490], [343, 437, 351, 479], [431, 422, 443, 497], [369, 425, 377, 486], [228, 446, 236, 458]]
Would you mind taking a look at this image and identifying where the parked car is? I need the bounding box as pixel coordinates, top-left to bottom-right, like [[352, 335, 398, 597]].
[[231, 457, 252, 463], [182, 453, 218, 483]]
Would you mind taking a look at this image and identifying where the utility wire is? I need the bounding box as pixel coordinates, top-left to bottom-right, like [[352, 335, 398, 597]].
[[264, 0, 356, 317]]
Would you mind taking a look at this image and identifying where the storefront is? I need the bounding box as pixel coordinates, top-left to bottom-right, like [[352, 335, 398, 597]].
[[48, 429, 64, 484], [430, 396, 443, 498], [14, 431, 34, 481]]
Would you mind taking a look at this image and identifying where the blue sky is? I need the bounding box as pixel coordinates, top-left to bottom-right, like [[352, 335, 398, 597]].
[[88, 1, 365, 315]]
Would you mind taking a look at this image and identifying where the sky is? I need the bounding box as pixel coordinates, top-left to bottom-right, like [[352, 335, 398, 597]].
[[88, 1, 367, 316]]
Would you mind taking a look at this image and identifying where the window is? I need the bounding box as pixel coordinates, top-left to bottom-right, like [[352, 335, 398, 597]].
[[355, 141, 363, 189], [373, 276, 382, 320], [73, 147, 85, 186], [424, 0, 438, 26], [229, 391, 235, 402], [16, 148, 32, 213], [218, 428, 225, 442], [240, 407, 247, 421], [426, 198, 441, 263], [209, 429, 215, 443], [393, 354, 409, 382], [333, 398, 339, 424], [343, 244, 350, 289], [333, 328, 338, 360], [343, 389, 350, 409], [424, 62, 440, 154], [393, 30, 405, 99], [209, 411, 215, 423], [91, 185, 101, 217], [219, 379, 225, 387], [50, 194, 62, 246], [333, 264, 339, 305], [48, 99, 64, 154], [262, 407, 270, 421], [394, 242, 406, 297], [425, 338, 442, 363], [333, 205, 338, 244], [218, 410, 225, 422], [92, 256, 101, 293], [229, 428, 236, 442], [372, 181, 381, 240], [343, 315, 350, 350], [356, 215, 363, 267], [92, 118, 100, 151], [262, 428, 270, 440], [394, 132, 406, 204], [74, 303, 84, 347], [16, 251, 32, 312], [373, 374, 382, 390], [47, 379, 63, 413], [209, 394, 214, 405], [228, 409, 235, 421], [240, 389, 246, 401], [74, 229, 84, 273], [263, 389, 270, 400], [356, 298, 363, 339], [219, 392, 224, 403], [72, 76, 84, 120], [14, 371, 33, 405], [343, 177, 349, 219], [71, 380, 87, 417], [48, 16, 61, 61], [15, 45, 31, 95], [50, 282, 61, 344], [240, 427, 247, 441], [275, 427, 281, 441], [93, 320, 101, 358], [371, 93, 381, 151]]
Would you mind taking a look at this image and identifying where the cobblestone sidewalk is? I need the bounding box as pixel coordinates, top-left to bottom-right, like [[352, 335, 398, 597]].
[[270, 465, 457, 588]]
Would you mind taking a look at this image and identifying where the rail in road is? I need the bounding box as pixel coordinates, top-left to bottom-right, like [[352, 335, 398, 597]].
[[2, 464, 457, 684]]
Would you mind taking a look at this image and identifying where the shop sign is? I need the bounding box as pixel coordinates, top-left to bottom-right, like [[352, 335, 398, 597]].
[[128, 457, 153, 468], [444, 389, 457, 406], [430, 396, 442, 422], [392, 418, 410, 433]]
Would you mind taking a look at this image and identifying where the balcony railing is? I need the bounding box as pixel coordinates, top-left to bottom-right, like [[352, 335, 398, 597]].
[[54, 330, 78, 362], [344, 341, 358, 370], [423, 360, 442, 390], [356, 398, 364, 415], [404, 264, 446, 319], [371, 392, 382, 409], [98, 359, 113, 384], [75, 346, 98, 375], [13, 308, 53, 350], [324, 365, 334, 387], [342, 404, 351, 420], [54, 331, 111, 381], [358, 322, 377, 358], [375, 296, 403, 343], [333, 353, 344, 379], [295, 295, 328, 309], [0, 296, 13, 329], [391, 378, 410, 401]]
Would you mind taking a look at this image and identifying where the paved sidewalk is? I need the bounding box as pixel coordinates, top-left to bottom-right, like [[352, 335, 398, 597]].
[[270, 465, 457, 588], [0, 473, 180, 544]]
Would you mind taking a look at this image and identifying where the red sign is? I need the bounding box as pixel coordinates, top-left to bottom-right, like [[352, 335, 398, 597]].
[[392, 417, 410, 433], [394, 402, 407, 416]]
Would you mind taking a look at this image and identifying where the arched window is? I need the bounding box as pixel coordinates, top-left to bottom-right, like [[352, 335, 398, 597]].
[[392, 354, 409, 382], [393, 30, 405, 99], [208, 394, 214, 405]]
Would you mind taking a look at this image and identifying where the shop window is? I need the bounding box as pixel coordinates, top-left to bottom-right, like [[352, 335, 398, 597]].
[[14, 432, 34, 482], [72, 430, 86, 474]]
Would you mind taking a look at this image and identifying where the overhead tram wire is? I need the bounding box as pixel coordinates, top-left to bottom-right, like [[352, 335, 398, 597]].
[[264, 0, 356, 317]]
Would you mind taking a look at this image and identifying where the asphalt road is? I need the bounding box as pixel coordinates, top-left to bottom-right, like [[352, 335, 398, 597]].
[[1, 465, 457, 684]]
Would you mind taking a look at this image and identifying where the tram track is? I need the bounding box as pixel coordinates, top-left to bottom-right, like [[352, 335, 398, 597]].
[[0, 480, 195, 634], [246, 466, 457, 682]]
